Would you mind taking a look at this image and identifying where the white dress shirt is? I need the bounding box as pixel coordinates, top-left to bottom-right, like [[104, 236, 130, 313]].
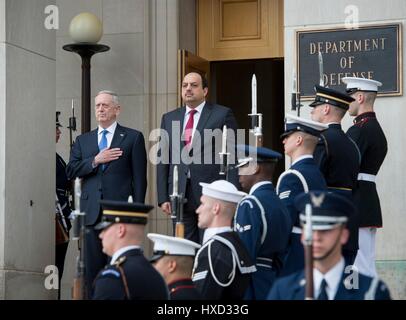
[[291, 154, 313, 166], [313, 257, 345, 300], [98, 121, 118, 149], [249, 181, 272, 195], [110, 245, 141, 265], [182, 101, 205, 142]]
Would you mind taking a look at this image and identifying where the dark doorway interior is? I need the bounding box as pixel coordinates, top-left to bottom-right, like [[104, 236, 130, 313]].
[[210, 58, 285, 182]]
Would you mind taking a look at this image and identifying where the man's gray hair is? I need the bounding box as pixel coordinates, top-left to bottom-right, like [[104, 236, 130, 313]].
[[96, 90, 119, 105]]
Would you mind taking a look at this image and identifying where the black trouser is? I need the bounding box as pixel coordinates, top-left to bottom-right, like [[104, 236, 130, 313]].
[[172, 180, 204, 244], [55, 241, 69, 300]]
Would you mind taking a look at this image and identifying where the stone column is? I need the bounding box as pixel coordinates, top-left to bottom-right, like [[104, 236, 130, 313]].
[[0, 0, 56, 299]]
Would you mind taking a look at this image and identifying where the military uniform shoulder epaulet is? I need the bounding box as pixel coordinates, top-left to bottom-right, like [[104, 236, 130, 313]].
[[113, 256, 127, 267]]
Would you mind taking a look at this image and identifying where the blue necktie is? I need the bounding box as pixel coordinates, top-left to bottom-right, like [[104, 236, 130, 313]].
[[99, 129, 108, 170], [317, 279, 329, 300]]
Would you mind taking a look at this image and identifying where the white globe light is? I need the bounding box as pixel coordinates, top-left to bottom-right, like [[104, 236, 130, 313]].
[[69, 12, 103, 44]]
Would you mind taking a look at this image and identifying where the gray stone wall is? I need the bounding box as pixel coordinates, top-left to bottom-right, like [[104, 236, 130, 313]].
[[0, 0, 56, 299]]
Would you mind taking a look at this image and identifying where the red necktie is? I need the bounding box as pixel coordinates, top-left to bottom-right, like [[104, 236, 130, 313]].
[[184, 109, 197, 148]]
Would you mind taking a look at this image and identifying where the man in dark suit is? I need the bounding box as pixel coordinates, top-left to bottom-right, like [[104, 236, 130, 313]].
[[267, 191, 391, 300], [92, 200, 169, 300], [156, 72, 239, 243], [343, 77, 388, 277], [66, 90, 147, 297], [234, 145, 291, 299], [309, 85, 361, 266], [55, 111, 72, 299], [148, 233, 202, 300], [276, 114, 328, 277]]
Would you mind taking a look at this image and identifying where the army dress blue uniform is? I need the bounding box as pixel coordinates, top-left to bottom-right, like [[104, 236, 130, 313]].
[[93, 247, 169, 300], [92, 200, 169, 300], [310, 85, 361, 263], [192, 230, 256, 300], [268, 267, 391, 300], [276, 156, 327, 276], [235, 181, 291, 299]]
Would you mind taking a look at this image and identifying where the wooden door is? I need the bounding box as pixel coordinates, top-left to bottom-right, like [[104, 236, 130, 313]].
[[197, 0, 284, 61], [177, 50, 211, 106]]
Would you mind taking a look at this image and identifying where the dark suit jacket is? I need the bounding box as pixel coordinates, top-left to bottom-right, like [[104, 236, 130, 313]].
[[156, 102, 239, 207], [66, 124, 147, 225]]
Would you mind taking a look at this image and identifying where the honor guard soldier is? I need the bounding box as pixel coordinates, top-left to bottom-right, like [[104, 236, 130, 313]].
[[277, 114, 328, 277], [148, 233, 202, 300], [268, 191, 391, 300], [192, 180, 256, 299], [234, 145, 291, 299], [309, 85, 361, 265], [55, 112, 72, 299], [342, 77, 388, 277], [92, 200, 169, 300]]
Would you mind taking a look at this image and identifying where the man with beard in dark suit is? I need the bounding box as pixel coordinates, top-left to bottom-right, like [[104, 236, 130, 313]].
[[66, 90, 147, 297], [157, 72, 239, 243]]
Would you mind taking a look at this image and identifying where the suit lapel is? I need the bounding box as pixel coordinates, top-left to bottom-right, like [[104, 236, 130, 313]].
[[178, 106, 187, 130], [89, 129, 100, 155], [110, 124, 126, 149], [104, 124, 126, 171]]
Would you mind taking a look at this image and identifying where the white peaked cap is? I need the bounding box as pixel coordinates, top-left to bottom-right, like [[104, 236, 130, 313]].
[[342, 77, 382, 92], [199, 180, 247, 204], [147, 233, 201, 257]]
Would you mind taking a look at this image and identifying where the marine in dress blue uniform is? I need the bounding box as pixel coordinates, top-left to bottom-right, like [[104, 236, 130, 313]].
[[192, 180, 256, 300], [276, 115, 328, 277], [148, 233, 202, 300], [343, 77, 388, 277], [267, 191, 391, 300], [92, 200, 169, 300], [234, 145, 291, 299], [309, 85, 361, 265]]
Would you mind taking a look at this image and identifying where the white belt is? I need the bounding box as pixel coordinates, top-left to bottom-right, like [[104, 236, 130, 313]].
[[358, 173, 376, 183], [292, 226, 302, 234]]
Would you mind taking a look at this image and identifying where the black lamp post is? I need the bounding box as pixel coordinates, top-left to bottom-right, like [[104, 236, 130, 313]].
[[63, 13, 110, 134], [63, 43, 109, 133]]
